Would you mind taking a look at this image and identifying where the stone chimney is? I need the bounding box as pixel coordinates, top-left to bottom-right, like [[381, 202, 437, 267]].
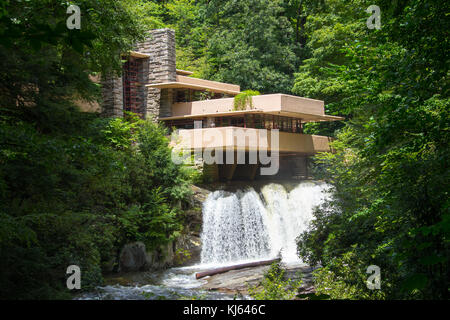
[[101, 29, 177, 119]]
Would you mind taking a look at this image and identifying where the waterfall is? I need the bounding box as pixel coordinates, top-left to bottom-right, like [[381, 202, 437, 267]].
[[200, 181, 331, 265], [200, 189, 272, 265]]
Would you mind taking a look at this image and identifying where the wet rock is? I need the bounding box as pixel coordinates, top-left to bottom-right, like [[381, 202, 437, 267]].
[[119, 242, 148, 272], [183, 208, 203, 236], [174, 235, 202, 266], [201, 265, 271, 294], [200, 264, 315, 296], [146, 242, 175, 269], [191, 185, 211, 206], [119, 241, 177, 272]]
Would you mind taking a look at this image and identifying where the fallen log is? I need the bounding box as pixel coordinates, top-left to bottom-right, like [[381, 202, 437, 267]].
[[195, 258, 280, 279]]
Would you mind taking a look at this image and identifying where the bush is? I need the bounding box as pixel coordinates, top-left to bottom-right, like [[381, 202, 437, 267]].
[[0, 108, 195, 299], [247, 262, 302, 300], [233, 90, 260, 111]]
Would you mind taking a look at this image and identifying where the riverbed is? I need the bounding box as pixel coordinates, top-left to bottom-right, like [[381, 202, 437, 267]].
[[77, 262, 313, 300]]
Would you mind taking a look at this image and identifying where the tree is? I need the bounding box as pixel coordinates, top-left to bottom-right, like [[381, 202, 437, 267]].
[[203, 0, 298, 93], [297, 0, 449, 299], [0, 0, 195, 299]]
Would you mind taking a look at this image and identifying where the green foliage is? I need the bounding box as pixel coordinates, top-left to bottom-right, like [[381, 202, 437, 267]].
[[102, 113, 139, 150], [1, 0, 447, 301], [248, 262, 303, 300], [297, 0, 449, 299], [233, 90, 260, 111], [165, 0, 211, 79], [0, 109, 194, 299], [312, 249, 386, 299], [0, 0, 151, 112], [174, 248, 192, 265], [204, 0, 298, 93], [0, 0, 195, 299], [152, 0, 300, 93], [291, 0, 373, 136]]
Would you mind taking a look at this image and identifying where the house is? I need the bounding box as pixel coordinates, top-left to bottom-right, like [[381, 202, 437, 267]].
[[100, 29, 343, 181]]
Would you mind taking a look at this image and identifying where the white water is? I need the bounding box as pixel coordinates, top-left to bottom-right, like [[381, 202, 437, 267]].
[[80, 181, 330, 300], [77, 266, 240, 300], [200, 181, 331, 265]]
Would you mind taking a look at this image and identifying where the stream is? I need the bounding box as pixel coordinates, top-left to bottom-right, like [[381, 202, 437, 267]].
[[76, 264, 249, 300], [78, 181, 329, 300]]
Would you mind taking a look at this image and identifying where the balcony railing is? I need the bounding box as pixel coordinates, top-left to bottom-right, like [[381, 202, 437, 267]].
[[166, 94, 343, 122], [172, 127, 333, 155]]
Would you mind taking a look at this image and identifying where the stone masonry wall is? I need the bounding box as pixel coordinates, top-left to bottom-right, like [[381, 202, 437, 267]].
[[135, 29, 176, 119], [101, 28, 176, 119], [101, 74, 123, 117]]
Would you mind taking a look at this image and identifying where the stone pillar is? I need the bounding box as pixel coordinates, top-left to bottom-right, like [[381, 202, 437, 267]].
[[101, 74, 123, 117], [101, 28, 176, 119], [135, 29, 177, 120]]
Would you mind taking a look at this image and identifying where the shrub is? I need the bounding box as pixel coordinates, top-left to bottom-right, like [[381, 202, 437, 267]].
[[0, 109, 194, 299], [247, 262, 302, 300], [233, 90, 260, 111]]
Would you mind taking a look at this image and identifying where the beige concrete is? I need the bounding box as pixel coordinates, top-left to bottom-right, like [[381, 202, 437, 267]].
[[174, 127, 333, 154], [146, 75, 241, 95], [127, 51, 151, 59], [164, 94, 343, 122], [176, 69, 194, 76]]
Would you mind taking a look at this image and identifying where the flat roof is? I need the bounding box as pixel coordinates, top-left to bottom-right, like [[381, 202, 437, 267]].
[[127, 51, 151, 58], [146, 82, 241, 95], [176, 69, 194, 76], [146, 75, 241, 96]]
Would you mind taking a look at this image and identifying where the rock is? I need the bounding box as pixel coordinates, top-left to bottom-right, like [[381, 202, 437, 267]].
[[119, 242, 148, 272], [119, 241, 179, 272], [200, 264, 315, 296], [201, 265, 271, 294], [174, 234, 202, 266], [191, 185, 211, 206], [117, 185, 208, 272], [144, 242, 176, 269]]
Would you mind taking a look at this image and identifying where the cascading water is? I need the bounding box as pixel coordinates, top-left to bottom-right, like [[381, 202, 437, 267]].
[[200, 181, 331, 265], [80, 181, 331, 300], [200, 189, 272, 264]]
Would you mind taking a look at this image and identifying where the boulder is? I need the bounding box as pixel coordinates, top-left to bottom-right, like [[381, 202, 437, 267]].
[[145, 242, 175, 269], [174, 234, 202, 266], [119, 242, 147, 272]]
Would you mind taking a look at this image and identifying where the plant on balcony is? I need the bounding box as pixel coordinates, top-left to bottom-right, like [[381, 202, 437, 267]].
[[196, 89, 214, 101], [233, 90, 260, 111]]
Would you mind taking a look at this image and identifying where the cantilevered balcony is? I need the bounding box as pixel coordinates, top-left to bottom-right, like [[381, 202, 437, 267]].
[[172, 127, 333, 155], [161, 94, 343, 123]]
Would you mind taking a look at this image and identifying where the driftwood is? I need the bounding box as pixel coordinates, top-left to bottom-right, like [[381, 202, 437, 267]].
[[195, 258, 280, 279]]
